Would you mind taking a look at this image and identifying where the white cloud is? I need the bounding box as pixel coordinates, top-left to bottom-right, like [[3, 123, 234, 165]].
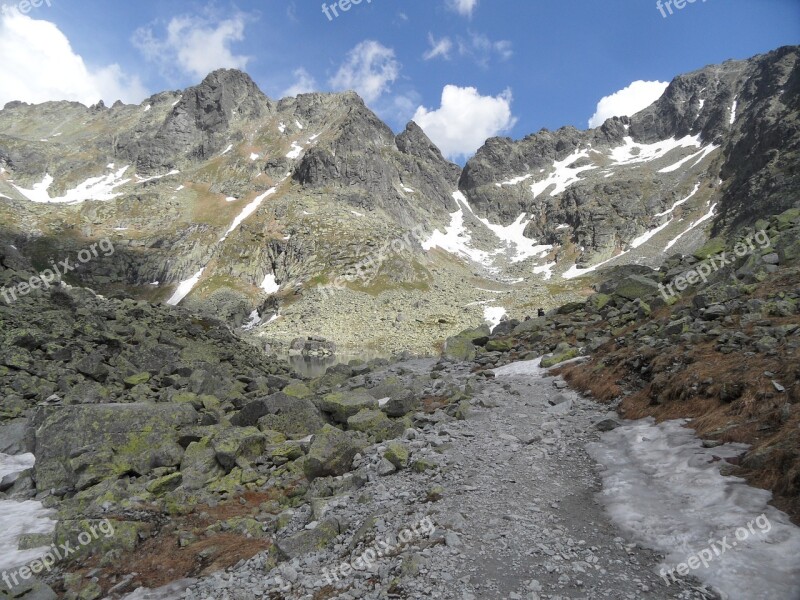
[[0, 9, 147, 107], [133, 13, 250, 80], [588, 80, 669, 128], [329, 40, 400, 103], [413, 85, 516, 160], [457, 31, 513, 66], [283, 68, 317, 97], [447, 0, 478, 17], [423, 33, 453, 61]]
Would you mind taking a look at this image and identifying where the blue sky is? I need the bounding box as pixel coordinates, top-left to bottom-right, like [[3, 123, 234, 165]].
[[0, 0, 798, 160]]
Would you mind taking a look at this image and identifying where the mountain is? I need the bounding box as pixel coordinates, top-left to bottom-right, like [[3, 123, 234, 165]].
[[0, 46, 798, 355]]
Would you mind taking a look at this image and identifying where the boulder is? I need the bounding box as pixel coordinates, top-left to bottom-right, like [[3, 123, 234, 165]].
[[304, 425, 366, 479], [314, 390, 378, 424], [346, 409, 405, 442], [33, 403, 198, 492]]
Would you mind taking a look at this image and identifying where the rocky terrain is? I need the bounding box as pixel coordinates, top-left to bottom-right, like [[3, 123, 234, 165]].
[[0, 47, 796, 353]]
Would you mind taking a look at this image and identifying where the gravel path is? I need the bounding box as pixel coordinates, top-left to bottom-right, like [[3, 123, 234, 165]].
[[175, 359, 718, 600]]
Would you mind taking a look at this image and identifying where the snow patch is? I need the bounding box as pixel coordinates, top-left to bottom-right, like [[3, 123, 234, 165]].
[[249, 153, 260, 161], [730, 99, 738, 125], [13, 166, 132, 204], [0, 453, 56, 572], [533, 261, 556, 280], [665, 202, 717, 252], [221, 144, 233, 155], [166, 268, 204, 306], [286, 142, 303, 159], [588, 418, 800, 600], [608, 135, 702, 167], [220, 187, 279, 241], [484, 306, 506, 332], [143, 104, 151, 112], [530, 148, 597, 198], [421, 194, 492, 267], [260, 273, 280, 294], [654, 183, 700, 217]]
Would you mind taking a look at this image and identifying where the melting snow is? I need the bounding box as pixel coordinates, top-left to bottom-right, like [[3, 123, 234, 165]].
[[484, 306, 506, 332], [250, 153, 260, 161], [221, 144, 233, 155], [221, 187, 279, 241], [608, 135, 702, 167], [0, 453, 56, 572], [278, 122, 286, 133], [665, 202, 717, 252], [495, 173, 533, 188], [533, 261, 556, 280], [225, 196, 237, 202], [351, 210, 364, 217], [136, 170, 180, 184], [530, 148, 597, 198], [655, 183, 700, 217], [261, 274, 280, 294], [13, 166, 132, 204], [166, 268, 204, 306], [458, 193, 551, 263], [286, 142, 303, 159], [402, 186, 415, 193], [421, 196, 492, 266], [143, 104, 151, 112], [492, 357, 545, 378], [563, 252, 626, 280], [730, 99, 738, 125], [242, 309, 261, 331], [295, 120, 304, 130], [588, 418, 800, 600]]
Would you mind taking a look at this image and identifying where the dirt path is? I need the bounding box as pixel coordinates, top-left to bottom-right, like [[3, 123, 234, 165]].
[[163, 359, 718, 600]]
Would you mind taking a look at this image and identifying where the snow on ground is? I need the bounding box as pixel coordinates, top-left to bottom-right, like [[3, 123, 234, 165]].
[[421, 194, 492, 267], [143, 104, 151, 112], [491, 356, 544, 377], [495, 173, 533, 188], [250, 153, 260, 161], [629, 217, 673, 249], [175, 185, 184, 192], [135, 170, 180, 184], [220, 186, 279, 241], [117, 579, 198, 600], [286, 142, 303, 159], [530, 148, 597, 198], [608, 135, 702, 167], [12, 166, 132, 204], [532, 261, 556, 280], [166, 268, 204, 306], [483, 306, 506, 332], [260, 274, 280, 294], [221, 144, 233, 155], [402, 186, 415, 193], [278, 122, 286, 133], [654, 183, 700, 217], [665, 202, 717, 252], [242, 309, 261, 331], [730, 99, 738, 125], [562, 251, 627, 280], [0, 453, 56, 572], [587, 418, 800, 600], [225, 196, 237, 202], [456, 193, 552, 263], [295, 120, 304, 130], [351, 210, 364, 217]]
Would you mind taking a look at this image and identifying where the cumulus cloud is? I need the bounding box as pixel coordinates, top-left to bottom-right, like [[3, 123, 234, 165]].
[[133, 13, 250, 80], [413, 85, 516, 160], [447, 0, 478, 17], [0, 9, 147, 107], [329, 40, 400, 103], [283, 68, 317, 97], [588, 80, 669, 128], [423, 33, 453, 61]]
